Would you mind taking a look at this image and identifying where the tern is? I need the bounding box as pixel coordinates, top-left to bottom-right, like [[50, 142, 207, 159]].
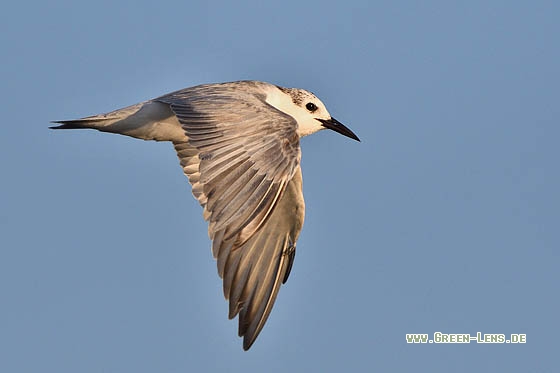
[[51, 80, 360, 350]]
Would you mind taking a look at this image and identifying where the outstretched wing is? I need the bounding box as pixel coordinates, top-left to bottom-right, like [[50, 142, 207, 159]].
[[158, 82, 304, 349]]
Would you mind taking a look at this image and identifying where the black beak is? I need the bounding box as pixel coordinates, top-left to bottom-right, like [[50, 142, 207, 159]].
[[317, 117, 360, 142]]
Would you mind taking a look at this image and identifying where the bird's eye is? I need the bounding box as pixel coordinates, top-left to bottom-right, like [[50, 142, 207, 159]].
[[306, 102, 318, 112]]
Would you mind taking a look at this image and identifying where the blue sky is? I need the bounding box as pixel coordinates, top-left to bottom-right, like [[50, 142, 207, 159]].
[[1, 1, 558, 372]]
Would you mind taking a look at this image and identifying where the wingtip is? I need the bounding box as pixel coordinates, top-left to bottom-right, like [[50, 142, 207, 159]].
[[239, 320, 256, 350], [48, 120, 85, 130], [242, 337, 254, 351]]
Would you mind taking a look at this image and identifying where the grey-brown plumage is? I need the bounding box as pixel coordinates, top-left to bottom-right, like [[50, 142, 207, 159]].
[[51, 80, 359, 350]]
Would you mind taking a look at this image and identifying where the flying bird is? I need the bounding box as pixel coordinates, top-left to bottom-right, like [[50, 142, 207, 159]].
[[51, 80, 360, 350]]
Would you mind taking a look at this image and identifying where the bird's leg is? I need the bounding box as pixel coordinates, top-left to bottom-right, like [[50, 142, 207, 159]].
[[282, 241, 296, 284]]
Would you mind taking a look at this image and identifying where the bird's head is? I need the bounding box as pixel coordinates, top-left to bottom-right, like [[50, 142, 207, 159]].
[[267, 85, 360, 141]]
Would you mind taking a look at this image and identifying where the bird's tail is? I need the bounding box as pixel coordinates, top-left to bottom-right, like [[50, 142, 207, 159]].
[[50, 117, 115, 130], [50, 102, 145, 131], [50, 101, 186, 142]]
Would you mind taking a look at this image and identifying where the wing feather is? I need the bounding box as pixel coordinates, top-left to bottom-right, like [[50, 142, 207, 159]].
[[162, 81, 304, 349]]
